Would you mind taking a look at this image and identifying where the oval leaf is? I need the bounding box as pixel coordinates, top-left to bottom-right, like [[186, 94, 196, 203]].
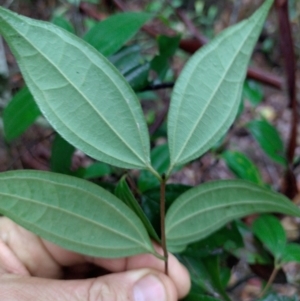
[[167, 0, 273, 170], [252, 214, 287, 261], [281, 243, 300, 264], [166, 180, 300, 247], [0, 7, 151, 170], [3, 87, 40, 141], [50, 133, 75, 175], [246, 119, 287, 166], [84, 12, 152, 57], [0, 170, 156, 258], [221, 150, 263, 185]]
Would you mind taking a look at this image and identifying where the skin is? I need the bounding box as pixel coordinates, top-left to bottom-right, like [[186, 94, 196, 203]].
[[0, 217, 191, 301]]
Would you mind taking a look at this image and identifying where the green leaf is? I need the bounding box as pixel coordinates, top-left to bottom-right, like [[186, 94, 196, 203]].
[[0, 170, 157, 258], [201, 256, 231, 301], [247, 119, 287, 166], [50, 133, 75, 175], [3, 87, 40, 141], [182, 222, 244, 258], [51, 15, 75, 33], [123, 62, 150, 91], [166, 180, 300, 247], [281, 243, 300, 264], [167, 0, 273, 171], [252, 214, 286, 261], [157, 35, 181, 58], [109, 45, 150, 90], [0, 7, 153, 171], [75, 162, 112, 179], [151, 35, 180, 80], [138, 144, 170, 192], [179, 255, 216, 296], [115, 176, 160, 242], [141, 184, 190, 235], [221, 150, 263, 185], [243, 79, 264, 106], [84, 12, 152, 57], [109, 45, 142, 74]]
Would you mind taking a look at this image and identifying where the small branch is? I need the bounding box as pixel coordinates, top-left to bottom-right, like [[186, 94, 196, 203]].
[[259, 267, 279, 298], [79, 3, 102, 20], [175, 8, 208, 45], [111, 0, 127, 11], [160, 174, 168, 275], [141, 82, 174, 92], [247, 67, 283, 90], [275, 0, 299, 198]]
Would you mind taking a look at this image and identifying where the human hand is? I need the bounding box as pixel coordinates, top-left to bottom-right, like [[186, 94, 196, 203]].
[[0, 217, 190, 300]]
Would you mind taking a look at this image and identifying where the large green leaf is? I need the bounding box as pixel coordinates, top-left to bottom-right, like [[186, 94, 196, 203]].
[[167, 0, 273, 171], [166, 180, 300, 247], [3, 86, 40, 141], [0, 170, 157, 258], [0, 7, 153, 171], [84, 12, 152, 57]]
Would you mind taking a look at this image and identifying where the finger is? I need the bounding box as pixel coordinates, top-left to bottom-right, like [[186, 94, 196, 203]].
[[0, 218, 62, 278], [0, 217, 190, 298], [44, 241, 190, 298], [86, 251, 190, 299], [0, 269, 178, 301]]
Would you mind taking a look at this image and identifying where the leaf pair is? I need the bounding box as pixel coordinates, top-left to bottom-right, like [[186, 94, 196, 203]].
[[1, 0, 274, 174]]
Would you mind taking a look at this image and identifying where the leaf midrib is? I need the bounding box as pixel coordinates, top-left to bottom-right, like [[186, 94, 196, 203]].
[[0, 174, 149, 248], [166, 199, 292, 239], [0, 191, 149, 248], [166, 183, 286, 229]]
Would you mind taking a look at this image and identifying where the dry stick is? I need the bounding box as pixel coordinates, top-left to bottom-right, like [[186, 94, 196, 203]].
[[259, 267, 280, 298], [275, 0, 299, 199], [160, 174, 168, 275]]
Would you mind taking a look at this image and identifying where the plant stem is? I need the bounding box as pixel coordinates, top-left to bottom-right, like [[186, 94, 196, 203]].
[[160, 174, 168, 275], [259, 266, 279, 298]]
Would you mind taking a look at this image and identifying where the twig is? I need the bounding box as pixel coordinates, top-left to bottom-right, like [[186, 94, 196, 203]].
[[275, 0, 299, 198], [259, 267, 279, 298], [175, 8, 208, 45], [141, 82, 174, 92], [160, 174, 168, 275], [79, 3, 102, 20]]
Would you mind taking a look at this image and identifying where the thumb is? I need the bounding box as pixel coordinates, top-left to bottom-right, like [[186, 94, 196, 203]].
[[1, 269, 178, 301]]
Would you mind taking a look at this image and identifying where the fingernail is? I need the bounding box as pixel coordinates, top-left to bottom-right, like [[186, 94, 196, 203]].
[[133, 274, 166, 301]]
